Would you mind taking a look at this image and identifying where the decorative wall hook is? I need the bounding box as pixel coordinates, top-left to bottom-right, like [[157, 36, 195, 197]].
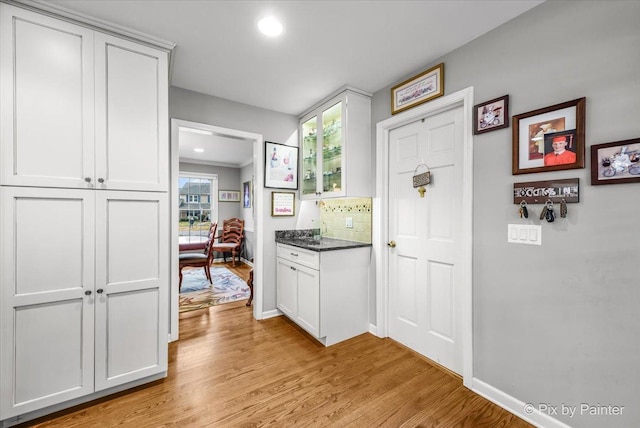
[[413, 163, 432, 198]]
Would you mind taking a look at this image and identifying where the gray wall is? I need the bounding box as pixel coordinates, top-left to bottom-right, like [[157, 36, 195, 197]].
[[171, 87, 299, 311], [371, 2, 639, 427]]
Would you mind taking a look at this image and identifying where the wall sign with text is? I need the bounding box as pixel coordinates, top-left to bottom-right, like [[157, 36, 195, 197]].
[[513, 178, 579, 204]]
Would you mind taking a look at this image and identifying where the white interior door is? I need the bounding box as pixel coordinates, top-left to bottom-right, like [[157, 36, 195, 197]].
[[388, 106, 464, 374]]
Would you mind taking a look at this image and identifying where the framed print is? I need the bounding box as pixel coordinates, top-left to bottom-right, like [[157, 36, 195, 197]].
[[474, 95, 509, 134], [265, 141, 298, 189], [218, 190, 240, 202], [391, 63, 444, 115], [512, 97, 585, 175], [271, 191, 295, 216], [242, 180, 251, 208], [591, 138, 640, 185]]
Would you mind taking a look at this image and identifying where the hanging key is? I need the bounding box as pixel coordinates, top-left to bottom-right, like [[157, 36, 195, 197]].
[[545, 200, 555, 223], [539, 205, 548, 220], [560, 199, 567, 218], [519, 201, 529, 219], [518, 207, 523, 218]]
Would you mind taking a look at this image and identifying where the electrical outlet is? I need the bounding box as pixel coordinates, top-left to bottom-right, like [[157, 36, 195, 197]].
[[346, 217, 353, 228]]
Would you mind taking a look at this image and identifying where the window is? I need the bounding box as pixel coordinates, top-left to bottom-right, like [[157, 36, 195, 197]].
[[178, 174, 218, 244]]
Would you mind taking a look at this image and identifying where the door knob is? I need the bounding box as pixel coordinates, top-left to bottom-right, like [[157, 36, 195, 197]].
[[387, 241, 396, 248]]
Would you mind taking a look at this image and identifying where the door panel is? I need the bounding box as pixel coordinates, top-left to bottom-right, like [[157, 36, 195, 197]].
[[276, 258, 297, 318], [0, 4, 94, 188], [104, 289, 161, 379], [95, 34, 168, 192], [388, 106, 463, 374], [296, 264, 320, 338], [0, 187, 95, 417], [94, 191, 168, 391]]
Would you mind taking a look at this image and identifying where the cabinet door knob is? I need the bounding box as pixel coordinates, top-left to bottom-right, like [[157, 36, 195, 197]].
[[96, 289, 104, 294], [387, 241, 396, 248], [290, 266, 296, 271], [97, 177, 105, 183], [84, 290, 92, 296], [84, 177, 92, 183]]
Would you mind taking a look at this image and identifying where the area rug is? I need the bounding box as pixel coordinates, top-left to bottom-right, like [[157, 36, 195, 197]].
[[179, 267, 250, 313]]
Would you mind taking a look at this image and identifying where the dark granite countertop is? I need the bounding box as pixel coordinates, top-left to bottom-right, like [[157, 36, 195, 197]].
[[275, 230, 372, 252]]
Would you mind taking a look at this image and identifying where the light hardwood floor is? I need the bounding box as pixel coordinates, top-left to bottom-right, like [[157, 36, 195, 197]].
[[21, 265, 532, 427]]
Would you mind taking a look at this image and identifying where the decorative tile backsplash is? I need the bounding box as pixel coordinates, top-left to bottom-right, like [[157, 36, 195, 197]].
[[320, 197, 372, 243]]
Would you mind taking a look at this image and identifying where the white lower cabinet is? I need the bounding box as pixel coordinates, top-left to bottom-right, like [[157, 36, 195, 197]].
[[276, 243, 369, 346], [0, 187, 168, 419]]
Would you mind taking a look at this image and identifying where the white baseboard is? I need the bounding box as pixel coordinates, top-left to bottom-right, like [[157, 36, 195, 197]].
[[368, 323, 378, 337], [260, 309, 281, 319], [472, 378, 571, 428]]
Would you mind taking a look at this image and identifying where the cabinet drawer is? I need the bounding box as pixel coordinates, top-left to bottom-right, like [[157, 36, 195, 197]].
[[277, 244, 319, 270]]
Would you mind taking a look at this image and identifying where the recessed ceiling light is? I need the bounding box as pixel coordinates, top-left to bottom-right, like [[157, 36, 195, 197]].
[[194, 148, 204, 153], [257, 16, 284, 37]]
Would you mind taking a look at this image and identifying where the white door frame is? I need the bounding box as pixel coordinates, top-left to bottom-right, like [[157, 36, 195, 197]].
[[374, 87, 474, 387], [169, 119, 264, 341]]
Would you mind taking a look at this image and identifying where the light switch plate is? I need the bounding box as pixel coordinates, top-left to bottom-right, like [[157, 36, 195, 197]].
[[507, 224, 542, 245], [346, 217, 353, 228]]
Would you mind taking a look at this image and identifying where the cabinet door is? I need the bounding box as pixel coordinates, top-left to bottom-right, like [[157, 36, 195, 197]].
[[301, 115, 318, 197], [319, 100, 344, 197], [299, 94, 346, 200], [0, 187, 95, 417], [0, 4, 95, 189], [94, 191, 168, 391], [295, 264, 320, 338], [276, 258, 297, 318], [94, 34, 169, 192]]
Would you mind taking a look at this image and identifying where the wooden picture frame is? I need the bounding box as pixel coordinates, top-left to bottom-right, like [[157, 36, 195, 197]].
[[271, 191, 295, 216], [512, 97, 585, 175], [590, 138, 640, 185], [474, 95, 509, 135], [218, 190, 240, 202], [265, 141, 298, 189], [391, 63, 444, 115]]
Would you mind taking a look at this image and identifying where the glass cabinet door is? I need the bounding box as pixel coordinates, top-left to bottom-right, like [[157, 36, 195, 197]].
[[301, 116, 318, 196], [321, 101, 343, 195]]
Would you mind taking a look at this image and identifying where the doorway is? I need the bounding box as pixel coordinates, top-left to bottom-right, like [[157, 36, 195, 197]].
[[374, 87, 474, 386], [169, 119, 264, 341]]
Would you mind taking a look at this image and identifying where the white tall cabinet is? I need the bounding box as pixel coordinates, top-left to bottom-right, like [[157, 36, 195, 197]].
[[0, 3, 170, 422]]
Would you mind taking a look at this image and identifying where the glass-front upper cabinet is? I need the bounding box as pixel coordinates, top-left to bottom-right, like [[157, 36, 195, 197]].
[[301, 115, 318, 197], [299, 88, 371, 200], [321, 102, 343, 195]]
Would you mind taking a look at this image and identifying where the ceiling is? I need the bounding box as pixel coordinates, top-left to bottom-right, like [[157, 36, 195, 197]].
[[47, 0, 544, 166]]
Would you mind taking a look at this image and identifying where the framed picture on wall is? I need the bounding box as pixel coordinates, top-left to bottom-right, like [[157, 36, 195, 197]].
[[391, 63, 444, 115], [591, 138, 640, 185], [218, 190, 240, 202], [242, 180, 251, 208], [265, 141, 298, 189], [512, 97, 586, 175], [474, 95, 509, 134], [271, 191, 295, 216]]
